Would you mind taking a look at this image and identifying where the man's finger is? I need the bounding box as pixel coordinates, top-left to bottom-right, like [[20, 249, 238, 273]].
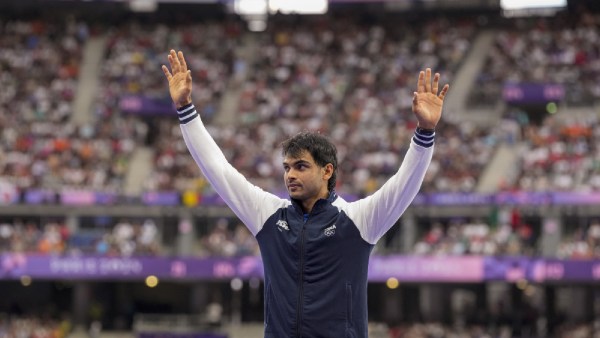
[[432, 73, 440, 94], [425, 68, 432, 93], [168, 55, 177, 74], [438, 84, 450, 100], [178, 51, 188, 73], [162, 65, 173, 81], [417, 71, 425, 93], [169, 49, 180, 73]]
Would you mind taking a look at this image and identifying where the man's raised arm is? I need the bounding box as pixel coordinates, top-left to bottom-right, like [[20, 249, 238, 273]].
[[345, 68, 450, 244], [162, 50, 287, 235]]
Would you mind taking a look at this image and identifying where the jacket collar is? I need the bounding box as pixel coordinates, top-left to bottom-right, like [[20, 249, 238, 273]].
[[291, 190, 338, 215]]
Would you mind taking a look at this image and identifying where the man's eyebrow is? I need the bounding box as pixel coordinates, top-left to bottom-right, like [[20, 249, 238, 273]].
[[282, 159, 310, 166]]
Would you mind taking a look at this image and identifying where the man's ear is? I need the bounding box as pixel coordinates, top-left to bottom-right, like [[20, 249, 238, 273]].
[[323, 163, 334, 180]]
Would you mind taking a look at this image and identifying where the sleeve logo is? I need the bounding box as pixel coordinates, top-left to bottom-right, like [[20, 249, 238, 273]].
[[276, 220, 289, 232]]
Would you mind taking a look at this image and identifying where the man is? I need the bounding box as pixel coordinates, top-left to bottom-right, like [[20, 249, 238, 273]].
[[162, 49, 448, 338]]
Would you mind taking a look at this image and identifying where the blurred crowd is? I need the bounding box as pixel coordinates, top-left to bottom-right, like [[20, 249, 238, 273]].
[[0, 217, 161, 257], [96, 20, 241, 192], [0, 216, 259, 258], [0, 219, 70, 254], [0, 19, 86, 191], [370, 322, 600, 338], [500, 112, 600, 192], [207, 15, 477, 195], [468, 10, 600, 108], [412, 218, 535, 257], [0, 12, 600, 259], [2, 212, 600, 259], [380, 323, 513, 338], [0, 14, 482, 199], [0, 19, 139, 195], [557, 219, 600, 259], [195, 218, 259, 257], [3, 12, 600, 199], [0, 315, 70, 338], [412, 210, 600, 259], [1, 317, 598, 338]]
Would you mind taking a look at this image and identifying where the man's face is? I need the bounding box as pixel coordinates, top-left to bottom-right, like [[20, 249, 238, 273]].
[[283, 150, 329, 202]]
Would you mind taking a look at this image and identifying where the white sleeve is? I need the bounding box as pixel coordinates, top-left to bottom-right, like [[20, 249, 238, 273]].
[[177, 104, 289, 236], [344, 130, 434, 244]]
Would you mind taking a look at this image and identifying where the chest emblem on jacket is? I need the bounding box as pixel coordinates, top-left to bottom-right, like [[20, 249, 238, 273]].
[[324, 224, 336, 237], [276, 220, 289, 232]]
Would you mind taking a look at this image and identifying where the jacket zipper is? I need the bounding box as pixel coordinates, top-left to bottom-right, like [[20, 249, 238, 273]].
[[296, 222, 306, 338]]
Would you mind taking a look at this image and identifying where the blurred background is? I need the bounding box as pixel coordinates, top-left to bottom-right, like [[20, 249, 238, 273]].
[[1, 0, 600, 337]]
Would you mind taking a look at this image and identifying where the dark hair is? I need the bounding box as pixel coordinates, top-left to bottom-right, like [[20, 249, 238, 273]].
[[281, 131, 338, 192]]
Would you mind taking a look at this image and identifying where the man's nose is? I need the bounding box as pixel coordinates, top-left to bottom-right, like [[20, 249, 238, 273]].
[[287, 169, 297, 180]]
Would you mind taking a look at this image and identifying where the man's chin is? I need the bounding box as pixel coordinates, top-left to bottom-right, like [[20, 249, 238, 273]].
[[288, 191, 303, 199]]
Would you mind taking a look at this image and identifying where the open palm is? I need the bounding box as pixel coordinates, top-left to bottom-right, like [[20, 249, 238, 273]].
[[162, 50, 192, 108], [412, 68, 449, 130]]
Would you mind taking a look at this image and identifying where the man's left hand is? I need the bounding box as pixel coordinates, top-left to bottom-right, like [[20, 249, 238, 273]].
[[412, 68, 449, 130]]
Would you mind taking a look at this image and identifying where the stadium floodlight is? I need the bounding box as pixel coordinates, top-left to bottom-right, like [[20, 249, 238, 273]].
[[500, 0, 567, 17], [233, 0, 268, 31], [500, 0, 566, 10], [268, 0, 328, 15], [234, 0, 268, 15], [233, 0, 327, 33], [234, 0, 327, 15], [129, 0, 158, 12]]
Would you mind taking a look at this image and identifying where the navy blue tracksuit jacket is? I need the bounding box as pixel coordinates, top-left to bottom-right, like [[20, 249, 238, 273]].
[[177, 104, 434, 338]]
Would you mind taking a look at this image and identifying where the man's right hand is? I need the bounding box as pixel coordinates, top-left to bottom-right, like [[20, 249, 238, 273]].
[[162, 49, 192, 108]]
